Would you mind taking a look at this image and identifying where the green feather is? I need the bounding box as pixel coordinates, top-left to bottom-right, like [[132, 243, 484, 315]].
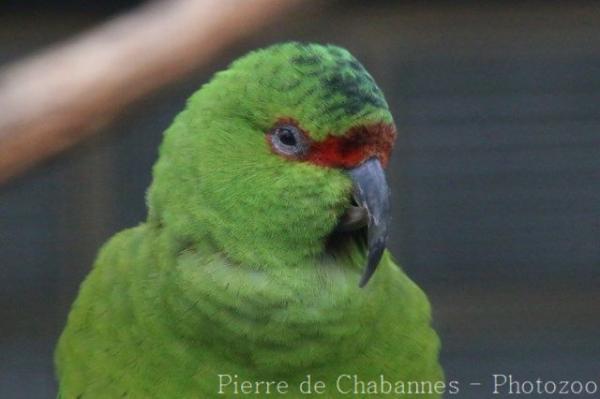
[[56, 42, 443, 398]]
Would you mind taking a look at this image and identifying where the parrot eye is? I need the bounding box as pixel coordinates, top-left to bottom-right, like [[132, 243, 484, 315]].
[[269, 124, 309, 157], [279, 128, 297, 146]]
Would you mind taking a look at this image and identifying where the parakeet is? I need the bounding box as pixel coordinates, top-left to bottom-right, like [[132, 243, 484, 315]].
[[56, 42, 443, 398]]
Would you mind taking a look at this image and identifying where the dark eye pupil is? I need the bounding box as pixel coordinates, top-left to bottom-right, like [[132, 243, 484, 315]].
[[278, 129, 297, 146]]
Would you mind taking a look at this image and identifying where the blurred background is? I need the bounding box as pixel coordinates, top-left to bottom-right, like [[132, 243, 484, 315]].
[[1, 1, 599, 398]]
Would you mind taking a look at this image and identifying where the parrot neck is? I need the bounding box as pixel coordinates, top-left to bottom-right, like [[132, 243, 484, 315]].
[[154, 226, 386, 375], [149, 204, 335, 274]]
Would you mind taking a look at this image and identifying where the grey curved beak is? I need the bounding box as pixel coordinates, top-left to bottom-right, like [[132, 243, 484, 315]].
[[346, 157, 391, 287]]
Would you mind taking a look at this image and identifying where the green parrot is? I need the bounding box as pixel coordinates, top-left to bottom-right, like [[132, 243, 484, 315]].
[[56, 42, 443, 398]]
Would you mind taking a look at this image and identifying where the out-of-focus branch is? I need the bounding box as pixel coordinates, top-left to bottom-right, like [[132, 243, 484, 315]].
[[0, 0, 301, 185]]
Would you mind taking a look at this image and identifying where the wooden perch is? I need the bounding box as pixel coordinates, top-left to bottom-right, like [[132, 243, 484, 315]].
[[0, 0, 301, 185]]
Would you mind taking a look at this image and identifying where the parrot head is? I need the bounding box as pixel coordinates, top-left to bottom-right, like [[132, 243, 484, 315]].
[[149, 42, 396, 287]]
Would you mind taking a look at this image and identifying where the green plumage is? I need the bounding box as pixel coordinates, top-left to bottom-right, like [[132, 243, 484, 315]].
[[56, 43, 443, 398]]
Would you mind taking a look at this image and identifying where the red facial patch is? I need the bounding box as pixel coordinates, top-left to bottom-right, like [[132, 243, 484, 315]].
[[307, 123, 396, 168], [268, 118, 396, 169]]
